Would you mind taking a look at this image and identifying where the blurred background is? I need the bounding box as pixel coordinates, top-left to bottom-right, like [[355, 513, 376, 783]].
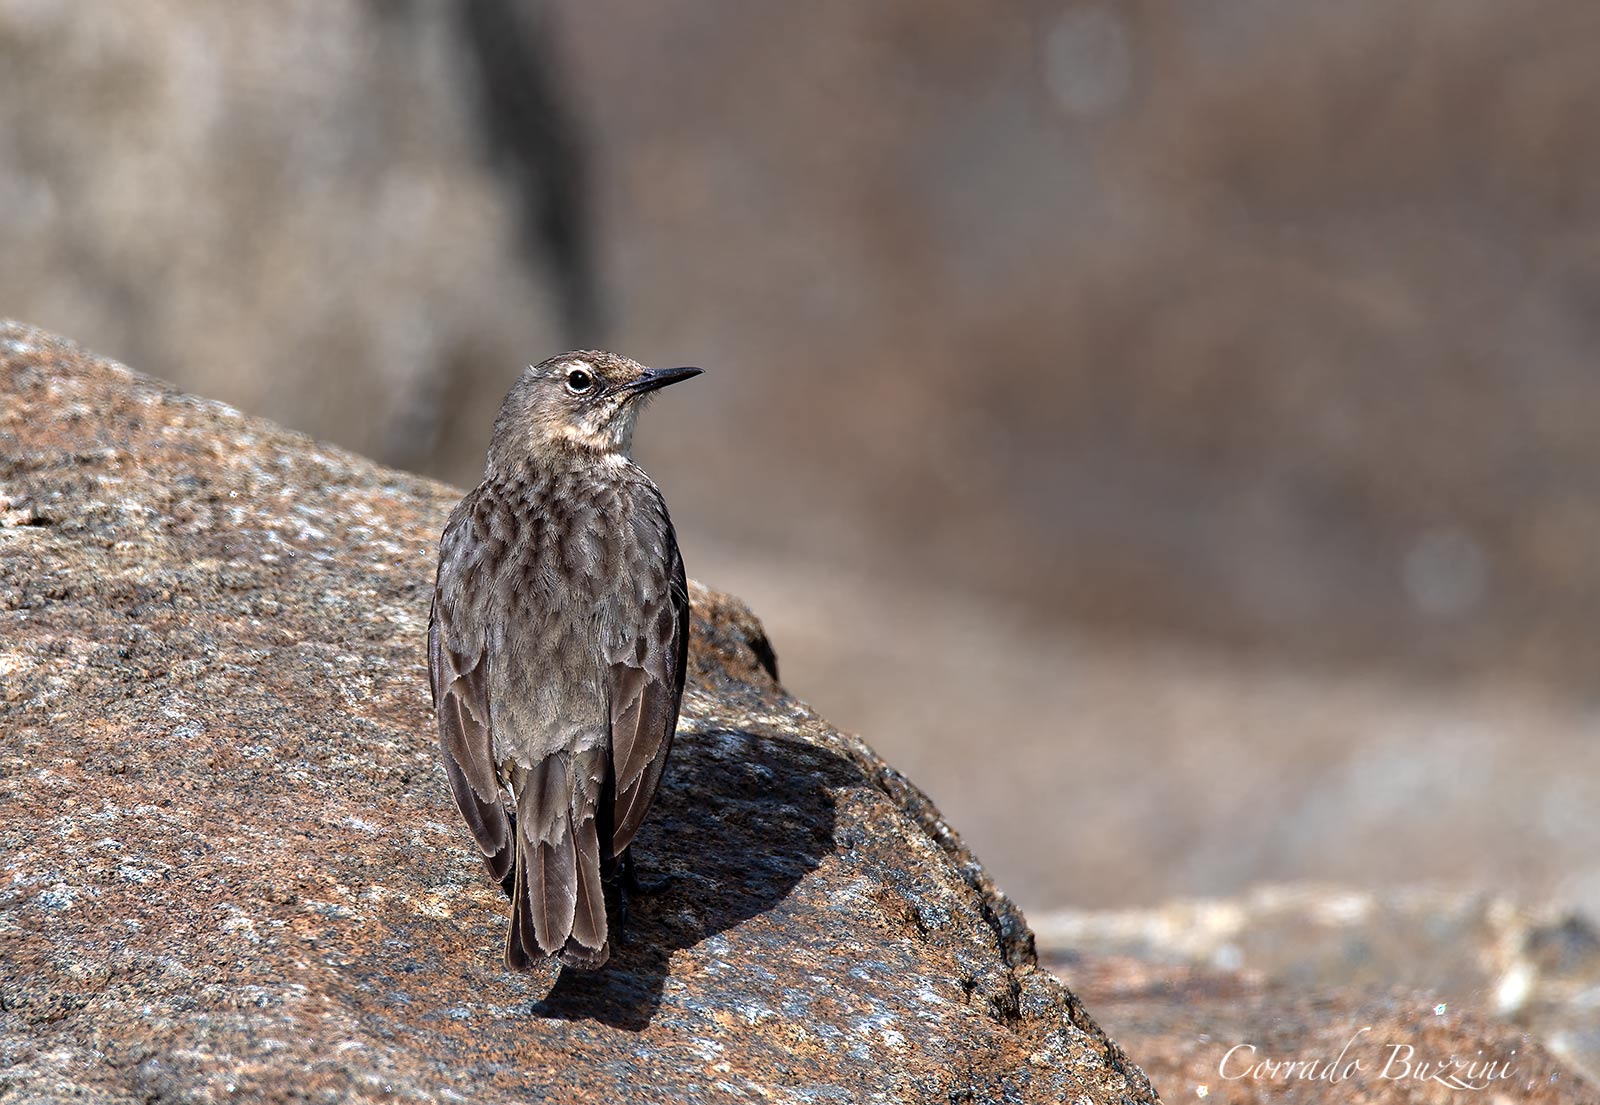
[[4, 0, 1600, 922]]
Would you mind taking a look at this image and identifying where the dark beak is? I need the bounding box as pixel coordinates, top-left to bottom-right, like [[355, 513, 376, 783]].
[[623, 366, 702, 395]]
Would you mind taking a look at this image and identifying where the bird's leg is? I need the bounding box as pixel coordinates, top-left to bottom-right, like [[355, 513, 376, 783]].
[[601, 851, 630, 940], [620, 845, 673, 896], [595, 848, 673, 948]]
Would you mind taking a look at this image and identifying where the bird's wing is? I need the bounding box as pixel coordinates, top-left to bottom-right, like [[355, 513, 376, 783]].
[[606, 519, 690, 857], [428, 519, 512, 883]]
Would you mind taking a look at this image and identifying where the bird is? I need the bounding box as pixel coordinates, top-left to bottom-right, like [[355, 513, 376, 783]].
[[427, 351, 699, 971]]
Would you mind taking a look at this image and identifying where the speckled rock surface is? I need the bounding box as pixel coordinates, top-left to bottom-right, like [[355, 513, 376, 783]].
[[0, 322, 1156, 1104], [1036, 883, 1600, 1083], [1040, 885, 1599, 1102], [1064, 957, 1588, 1105]]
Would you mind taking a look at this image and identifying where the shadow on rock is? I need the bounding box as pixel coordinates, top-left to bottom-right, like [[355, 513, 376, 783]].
[[533, 727, 854, 1030]]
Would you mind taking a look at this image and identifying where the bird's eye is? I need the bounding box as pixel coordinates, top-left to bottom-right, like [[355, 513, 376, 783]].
[[565, 368, 594, 394]]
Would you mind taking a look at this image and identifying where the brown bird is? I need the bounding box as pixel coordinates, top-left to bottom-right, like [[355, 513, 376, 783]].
[[427, 351, 699, 970]]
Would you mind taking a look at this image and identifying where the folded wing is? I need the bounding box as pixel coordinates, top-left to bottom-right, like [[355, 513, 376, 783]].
[[428, 598, 513, 886], [607, 535, 690, 857]]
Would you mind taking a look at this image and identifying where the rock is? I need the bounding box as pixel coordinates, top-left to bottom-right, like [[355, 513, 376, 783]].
[[0, 1, 585, 478], [1037, 884, 1600, 1101], [0, 323, 1155, 1104], [1066, 960, 1585, 1105]]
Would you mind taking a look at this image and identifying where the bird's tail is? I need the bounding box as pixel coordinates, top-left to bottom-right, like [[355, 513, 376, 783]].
[[505, 748, 609, 971]]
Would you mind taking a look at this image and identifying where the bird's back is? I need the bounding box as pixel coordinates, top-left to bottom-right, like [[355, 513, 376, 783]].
[[429, 454, 688, 969]]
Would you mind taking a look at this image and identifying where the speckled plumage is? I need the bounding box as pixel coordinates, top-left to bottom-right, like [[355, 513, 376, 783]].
[[427, 351, 695, 970]]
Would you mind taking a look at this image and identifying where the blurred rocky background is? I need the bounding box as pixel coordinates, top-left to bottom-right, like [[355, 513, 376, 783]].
[[4, 0, 1600, 932]]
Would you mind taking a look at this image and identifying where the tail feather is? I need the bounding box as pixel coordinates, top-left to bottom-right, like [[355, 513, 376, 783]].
[[567, 813, 607, 966], [504, 840, 536, 971], [530, 835, 577, 956], [502, 750, 610, 972], [518, 758, 576, 957]]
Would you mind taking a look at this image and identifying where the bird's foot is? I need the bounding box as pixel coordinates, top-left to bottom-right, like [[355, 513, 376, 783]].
[[596, 851, 672, 948], [621, 850, 674, 896]]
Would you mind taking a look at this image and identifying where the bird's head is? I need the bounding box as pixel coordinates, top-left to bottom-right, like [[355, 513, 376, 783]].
[[487, 351, 701, 471]]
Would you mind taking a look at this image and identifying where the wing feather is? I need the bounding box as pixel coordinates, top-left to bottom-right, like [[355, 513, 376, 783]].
[[428, 599, 511, 872], [607, 534, 690, 856]]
